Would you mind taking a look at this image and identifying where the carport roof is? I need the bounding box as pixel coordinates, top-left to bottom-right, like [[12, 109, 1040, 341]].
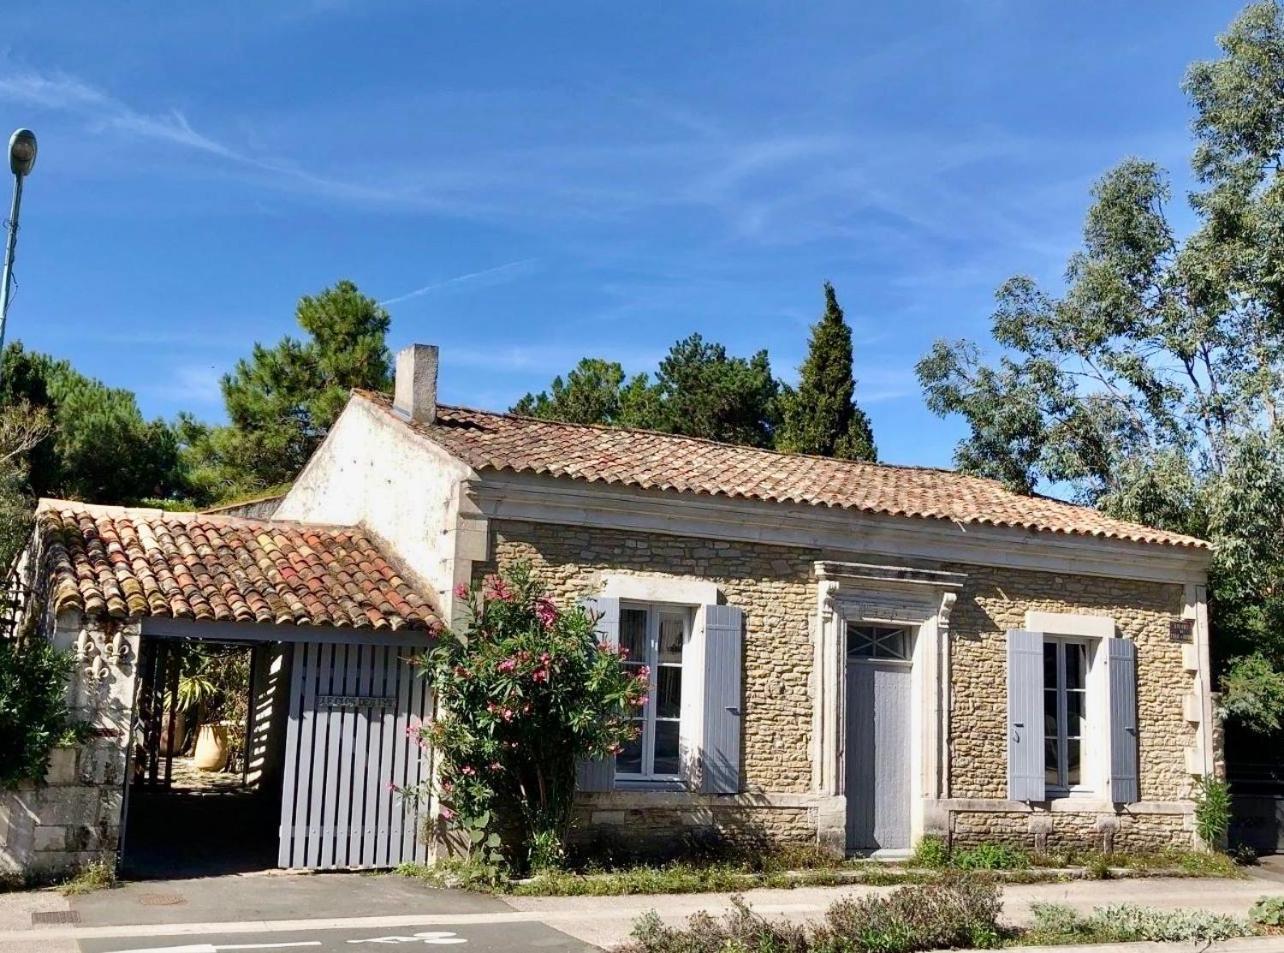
[[35, 500, 440, 631]]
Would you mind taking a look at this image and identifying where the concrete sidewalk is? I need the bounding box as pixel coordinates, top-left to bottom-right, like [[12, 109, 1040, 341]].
[[504, 875, 1284, 949]]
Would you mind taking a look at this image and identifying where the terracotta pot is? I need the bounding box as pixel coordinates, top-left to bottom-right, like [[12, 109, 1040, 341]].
[[159, 709, 187, 757], [193, 722, 229, 771]]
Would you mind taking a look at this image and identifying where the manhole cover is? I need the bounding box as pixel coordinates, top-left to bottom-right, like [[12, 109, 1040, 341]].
[[138, 892, 187, 906], [32, 910, 80, 925]]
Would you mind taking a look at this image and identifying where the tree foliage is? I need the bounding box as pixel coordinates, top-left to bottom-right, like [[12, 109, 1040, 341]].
[[776, 282, 877, 461], [0, 344, 181, 505], [514, 334, 780, 447], [184, 280, 392, 499], [0, 638, 76, 788], [914, 1, 1284, 727]]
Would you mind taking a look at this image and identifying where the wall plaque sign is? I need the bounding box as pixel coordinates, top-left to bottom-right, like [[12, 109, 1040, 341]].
[[1168, 619, 1195, 643], [318, 694, 396, 710]]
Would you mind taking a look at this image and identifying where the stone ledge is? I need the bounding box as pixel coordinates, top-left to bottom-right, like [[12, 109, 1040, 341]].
[[942, 798, 1193, 816]]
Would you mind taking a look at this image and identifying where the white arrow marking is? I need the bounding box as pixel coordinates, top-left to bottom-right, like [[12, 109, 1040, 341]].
[[107, 942, 322, 953]]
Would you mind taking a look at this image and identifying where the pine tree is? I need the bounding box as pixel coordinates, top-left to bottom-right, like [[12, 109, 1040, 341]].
[[777, 283, 877, 461]]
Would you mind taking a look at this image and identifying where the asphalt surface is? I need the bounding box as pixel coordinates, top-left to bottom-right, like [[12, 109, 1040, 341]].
[[76, 921, 598, 953]]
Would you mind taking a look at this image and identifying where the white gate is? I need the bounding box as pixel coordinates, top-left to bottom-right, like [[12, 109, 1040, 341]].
[[278, 642, 432, 869]]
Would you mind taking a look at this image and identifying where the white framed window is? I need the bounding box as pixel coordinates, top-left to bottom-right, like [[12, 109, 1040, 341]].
[[617, 602, 691, 781], [1043, 638, 1090, 794]]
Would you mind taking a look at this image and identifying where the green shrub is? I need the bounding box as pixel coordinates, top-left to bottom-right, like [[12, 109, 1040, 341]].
[[1193, 775, 1232, 847], [628, 896, 808, 953], [1251, 895, 1284, 927], [1028, 902, 1254, 945], [951, 842, 1028, 870], [625, 880, 1003, 953], [0, 639, 76, 788], [909, 835, 949, 868], [816, 879, 1002, 952]]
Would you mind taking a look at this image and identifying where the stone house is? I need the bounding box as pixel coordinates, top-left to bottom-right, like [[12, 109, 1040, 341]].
[[2, 342, 1216, 875]]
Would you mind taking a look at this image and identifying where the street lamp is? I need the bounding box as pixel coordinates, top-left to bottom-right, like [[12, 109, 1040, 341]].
[[0, 128, 37, 383]]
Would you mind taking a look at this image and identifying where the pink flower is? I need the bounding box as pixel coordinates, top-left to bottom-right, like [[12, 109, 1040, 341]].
[[636, 665, 651, 679], [461, 765, 476, 776], [633, 695, 648, 707], [489, 761, 502, 771], [498, 658, 517, 673], [386, 781, 400, 794], [440, 806, 456, 821], [404, 722, 419, 738], [534, 598, 558, 628], [501, 707, 515, 721], [484, 574, 513, 602], [607, 742, 622, 754], [454, 583, 471, 600], [531, 668, 549, 683], [440, 780, 453, 793]]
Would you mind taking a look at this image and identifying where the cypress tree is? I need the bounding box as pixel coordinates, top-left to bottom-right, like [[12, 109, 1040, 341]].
[[777, 282, 877, 461]]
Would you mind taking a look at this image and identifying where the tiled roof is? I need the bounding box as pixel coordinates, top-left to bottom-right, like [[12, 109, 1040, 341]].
[[36, 501, 440, 630], [357, 392, 1209, 550]]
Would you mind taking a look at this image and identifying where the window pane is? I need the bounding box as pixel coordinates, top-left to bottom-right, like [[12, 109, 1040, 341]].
[[653, 721, 680, 775], [1066, 739, 1081, 786], [1066, 691, 1085, 737], [658, 614, 685, 663], [620, 608, 648, 661], [847, 626, 875, 658], [1043, 643, 1058, 687], [1045, 739, 1059, 786], [1064, 643, 1086, 691], [617, 730, 643, 775], [657, 666, 682, 718], [1043, 690, 1058, 735]]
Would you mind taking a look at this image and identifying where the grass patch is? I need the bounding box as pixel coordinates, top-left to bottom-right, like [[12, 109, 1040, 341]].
[[399, 841, 1240, 898], [58, 860, 116, 896]]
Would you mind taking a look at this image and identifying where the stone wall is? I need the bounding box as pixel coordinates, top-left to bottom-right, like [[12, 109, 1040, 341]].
[[0, 613, 139, 878], [482, 518, 1201, 854], [947, 564, 1191, 802]]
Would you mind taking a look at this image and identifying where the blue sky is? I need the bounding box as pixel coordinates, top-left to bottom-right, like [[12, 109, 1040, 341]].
[[0, 1, 1244, 467]]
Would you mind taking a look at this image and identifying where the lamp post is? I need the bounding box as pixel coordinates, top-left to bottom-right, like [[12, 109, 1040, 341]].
[[0, 128, 37, 384]]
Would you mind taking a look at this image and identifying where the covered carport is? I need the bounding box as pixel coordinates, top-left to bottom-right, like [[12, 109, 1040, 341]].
[[11, 500, 440, 879]]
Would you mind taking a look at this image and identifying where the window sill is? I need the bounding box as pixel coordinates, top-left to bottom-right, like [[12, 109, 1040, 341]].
[[613, 778, 687, 793]]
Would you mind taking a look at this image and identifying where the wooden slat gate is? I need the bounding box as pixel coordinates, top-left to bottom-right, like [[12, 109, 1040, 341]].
[[278, 642, 432, 869]]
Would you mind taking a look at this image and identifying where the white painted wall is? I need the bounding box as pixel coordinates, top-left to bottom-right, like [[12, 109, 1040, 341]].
[[274, 397, 476, 623]]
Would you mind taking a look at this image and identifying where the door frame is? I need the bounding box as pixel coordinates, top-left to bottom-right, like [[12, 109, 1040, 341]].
[[811, 561, 966, 855]]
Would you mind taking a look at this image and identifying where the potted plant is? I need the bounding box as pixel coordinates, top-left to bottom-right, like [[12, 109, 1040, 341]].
[[175, 671, 228, 771]]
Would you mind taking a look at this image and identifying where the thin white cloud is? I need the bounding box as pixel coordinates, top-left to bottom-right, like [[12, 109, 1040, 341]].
[[380, 258, 537, 306], [0, 63, 415, 206]]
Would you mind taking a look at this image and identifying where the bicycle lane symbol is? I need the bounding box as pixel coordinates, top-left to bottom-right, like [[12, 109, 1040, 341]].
[[346, 932, 467, 945]]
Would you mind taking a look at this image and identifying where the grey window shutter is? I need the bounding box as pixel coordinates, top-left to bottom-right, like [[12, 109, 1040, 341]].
[[1006, 629, 1045, 802], [699, 604, 743, 794], [576, 596, 620, 793], [1107, 637, 1140, 804]]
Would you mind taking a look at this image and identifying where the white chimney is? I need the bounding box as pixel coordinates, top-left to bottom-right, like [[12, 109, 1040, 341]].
[[393, 344, 439, 425]]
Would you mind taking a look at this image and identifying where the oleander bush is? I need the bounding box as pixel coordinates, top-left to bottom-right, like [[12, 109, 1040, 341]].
[[416, 563, 646, 875]]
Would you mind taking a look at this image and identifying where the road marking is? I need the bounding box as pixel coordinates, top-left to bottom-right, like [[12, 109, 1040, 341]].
[[107, 942, 322, 953], [347, 932, 467, 945]]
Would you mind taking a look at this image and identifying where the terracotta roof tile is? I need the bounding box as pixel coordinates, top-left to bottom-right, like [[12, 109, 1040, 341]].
[[36, 501, 440, 631], [356, 392, 1209, 550]]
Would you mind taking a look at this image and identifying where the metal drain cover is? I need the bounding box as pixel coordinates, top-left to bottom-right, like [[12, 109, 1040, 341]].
[[32, 910, 80, 925], [138, 892, 187, 906]]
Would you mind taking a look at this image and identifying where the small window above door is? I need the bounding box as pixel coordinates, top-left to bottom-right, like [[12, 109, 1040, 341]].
[[846, 623, 912, 661]]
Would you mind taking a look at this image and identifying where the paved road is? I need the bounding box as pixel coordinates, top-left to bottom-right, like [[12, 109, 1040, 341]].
[[75, 921, 597, 953]]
